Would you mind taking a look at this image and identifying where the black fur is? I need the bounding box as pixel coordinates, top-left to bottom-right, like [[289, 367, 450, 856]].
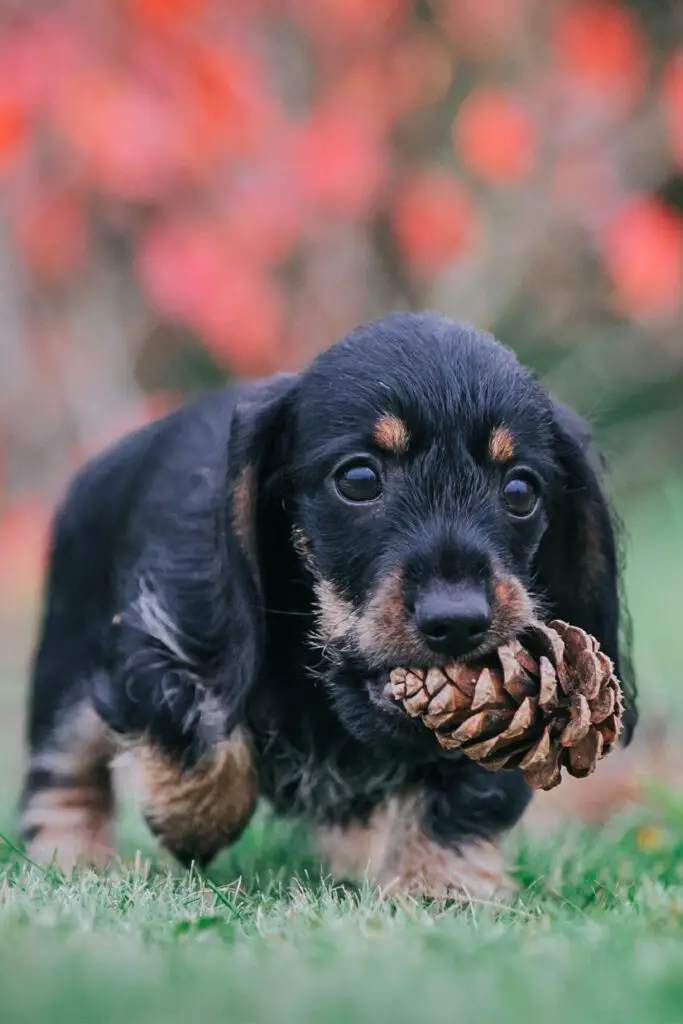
[[21, 313, 637, 867]]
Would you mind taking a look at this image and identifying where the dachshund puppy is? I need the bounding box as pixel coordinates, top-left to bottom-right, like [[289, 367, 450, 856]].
[[20, 313, 637, 897]]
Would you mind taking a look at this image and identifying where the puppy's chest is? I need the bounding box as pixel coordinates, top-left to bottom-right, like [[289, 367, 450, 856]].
[[251, 729, 419, 826]]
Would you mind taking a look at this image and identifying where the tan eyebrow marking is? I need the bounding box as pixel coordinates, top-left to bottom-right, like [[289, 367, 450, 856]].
[[373, 414, 410, 455], [489, 426, 515, 463]]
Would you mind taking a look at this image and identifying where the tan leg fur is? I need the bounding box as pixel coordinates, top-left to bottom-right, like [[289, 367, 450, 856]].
[[122, 729, 257, 864], [22, 703, 116, 872], [318, 792, 513, 902]]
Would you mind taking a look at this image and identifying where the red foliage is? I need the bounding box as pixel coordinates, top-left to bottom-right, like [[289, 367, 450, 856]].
[[123, 0, 208, 33], [15, 189, 88, 282], [393, 171, 477, 273], [291, 0, 408, 46], [453, 88, 537, 185], [663, 51, 683, 169], [0, 101, 26, 171], [218, 163, 304, 264], [293, 104, 388, 219], [601, 197, 683, 317], [442, 0, 530, 57], [0, 0, 671, 355], [334, 37, 453, 132], [137, 217, 282, 374], [553, 1, 646, 107]]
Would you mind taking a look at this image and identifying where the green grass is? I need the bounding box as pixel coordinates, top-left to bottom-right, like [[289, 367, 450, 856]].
[[622, 477, 683, 712], [4, 797, 683, 1024]]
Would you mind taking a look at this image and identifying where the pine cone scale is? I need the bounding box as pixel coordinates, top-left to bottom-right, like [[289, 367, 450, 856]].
[[471, 667, 514, 712], [538, 657, 559, 710], [518, 725, 551, 771], [568, 728, 604, 776], [590, 685, 616, 724], [559, 694, 592, 747]]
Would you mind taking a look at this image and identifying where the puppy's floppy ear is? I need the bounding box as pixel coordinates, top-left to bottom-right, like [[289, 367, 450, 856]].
[[535, 399, 638, 743], [227, 372, 299, 580], [221, 373, 299, 693]]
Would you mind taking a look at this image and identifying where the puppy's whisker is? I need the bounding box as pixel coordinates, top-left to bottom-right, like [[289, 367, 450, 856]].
[[261, 608, 312, 619]]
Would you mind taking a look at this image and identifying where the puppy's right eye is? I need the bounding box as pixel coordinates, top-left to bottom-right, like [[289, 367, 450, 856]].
[[334, 461, 382, 503]]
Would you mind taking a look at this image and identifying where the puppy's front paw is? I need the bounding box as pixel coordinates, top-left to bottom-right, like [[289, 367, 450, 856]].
[[318, 793, 514, 903], [380, 838, 514, 903], [121, 732, 257, 867]]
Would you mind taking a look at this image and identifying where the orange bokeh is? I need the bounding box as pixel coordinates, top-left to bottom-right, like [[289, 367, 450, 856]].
[[602, 197, 683, 317], [15, 189, 89, 283], [393, 171, 478, 273], [0, 100, 26, 171], [663, 51, 683, 170], [453, 88, 537, 185], [553, 1, 646, 107]]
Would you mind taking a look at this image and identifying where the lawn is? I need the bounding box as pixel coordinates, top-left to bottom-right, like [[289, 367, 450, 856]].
[[1, 482, 683, 1024], [3, 799, 683, 1024]]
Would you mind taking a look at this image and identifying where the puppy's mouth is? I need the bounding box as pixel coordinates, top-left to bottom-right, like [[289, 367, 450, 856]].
[[311, 571, 536, 751], [365, 675, 407, 717], [355, 671, 467, 758]]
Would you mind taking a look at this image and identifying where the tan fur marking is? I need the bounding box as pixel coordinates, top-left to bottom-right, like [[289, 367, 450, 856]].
[[130, 731, 257, 862], [313, 572, 430, 668], [373, 414, 410, 455], [489, 426, 515, 463], [492, 574, 535, 643], [356, 569, 428, 667], [232, 467, 257, 571], [318, 793, 512, 901], [317, 822, 379, 878], [23, 786, 115, 871], [313, 578, 359, 647], [23, 703, 116, 871]]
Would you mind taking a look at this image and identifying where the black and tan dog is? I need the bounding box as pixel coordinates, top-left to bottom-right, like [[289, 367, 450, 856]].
[[20, 313, 637, 897]]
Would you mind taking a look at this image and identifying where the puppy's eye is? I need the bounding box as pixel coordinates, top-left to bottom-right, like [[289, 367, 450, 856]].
[[334, 461, 382, 503], [502, 472, 540, 518]]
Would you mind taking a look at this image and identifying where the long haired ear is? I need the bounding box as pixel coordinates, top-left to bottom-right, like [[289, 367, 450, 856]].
[[534, 400, 638, 743], [227, 373, 299, 578], [220, 372, 299, 698]]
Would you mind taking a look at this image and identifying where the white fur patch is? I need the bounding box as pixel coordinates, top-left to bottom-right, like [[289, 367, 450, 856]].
[[135, 578, 194, 665]]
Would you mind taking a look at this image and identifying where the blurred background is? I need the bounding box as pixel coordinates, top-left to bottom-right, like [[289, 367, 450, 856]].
[[0, 0, 682, 807]]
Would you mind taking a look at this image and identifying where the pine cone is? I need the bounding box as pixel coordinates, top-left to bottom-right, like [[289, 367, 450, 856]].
[[388, 620, 624, 791]]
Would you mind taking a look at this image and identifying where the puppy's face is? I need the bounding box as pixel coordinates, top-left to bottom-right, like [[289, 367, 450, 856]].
[[284, 315, 560, 750]]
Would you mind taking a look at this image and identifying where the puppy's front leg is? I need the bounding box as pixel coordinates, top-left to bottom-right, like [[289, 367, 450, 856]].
[[319, 766, 530, 901], [124, 730, 257, 868], [95, 625, 258, 867], [371, 796, 513, 901]]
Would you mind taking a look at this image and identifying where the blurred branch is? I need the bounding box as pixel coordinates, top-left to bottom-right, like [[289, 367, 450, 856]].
[[0, 223, 28, 404]]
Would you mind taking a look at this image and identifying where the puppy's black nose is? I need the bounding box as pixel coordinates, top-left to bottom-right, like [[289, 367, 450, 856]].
[[414, 586, 491, 657]]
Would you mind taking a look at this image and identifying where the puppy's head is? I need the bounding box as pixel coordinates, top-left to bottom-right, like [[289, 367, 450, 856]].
[[229, 313, 637, 752]]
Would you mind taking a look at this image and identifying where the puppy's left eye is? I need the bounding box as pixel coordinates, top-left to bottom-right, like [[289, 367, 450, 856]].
[[502, 472, 540, 518], [334, 461, 382, 503]]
